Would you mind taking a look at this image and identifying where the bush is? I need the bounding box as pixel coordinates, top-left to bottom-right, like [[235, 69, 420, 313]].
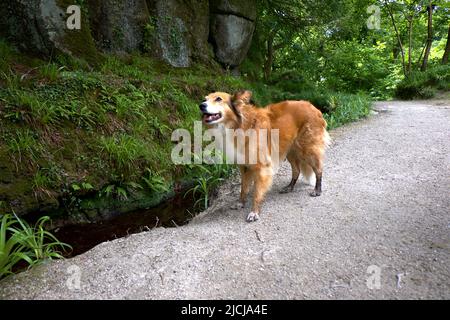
[[395, 65, 450, 100]]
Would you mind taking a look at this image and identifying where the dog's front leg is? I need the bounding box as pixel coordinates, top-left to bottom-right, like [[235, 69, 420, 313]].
[[247, 166, 273, 222], [231, 166, 253, 210]]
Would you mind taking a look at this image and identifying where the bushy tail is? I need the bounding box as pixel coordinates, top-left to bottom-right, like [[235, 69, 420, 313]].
[[300, 129, 330, 186]]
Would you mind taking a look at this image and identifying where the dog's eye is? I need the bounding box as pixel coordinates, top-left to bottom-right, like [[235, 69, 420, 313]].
[[215, 97, 222, 102]]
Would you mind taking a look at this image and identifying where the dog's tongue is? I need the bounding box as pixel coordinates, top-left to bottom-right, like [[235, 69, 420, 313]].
[[203, 114, 213, 122], [203, 113, 219, 122]]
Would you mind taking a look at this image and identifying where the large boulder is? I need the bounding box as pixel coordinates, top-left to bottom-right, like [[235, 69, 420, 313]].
[[146, 0, 213, 67], [88, 0, 150, 53], [209, 0, 256, 69], [209, 0, 257, 21], [0, 0, 99, 63]]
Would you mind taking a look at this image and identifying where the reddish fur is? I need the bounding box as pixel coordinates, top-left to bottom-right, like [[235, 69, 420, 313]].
[[203, 91, 329, 219]]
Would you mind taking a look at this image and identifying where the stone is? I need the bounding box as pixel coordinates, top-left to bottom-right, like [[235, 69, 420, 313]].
[[210, 14, 255, 68], [146, 0, 213, 67], [0, 0, 99, 64], [209, 0, 257, 21], [88, 0, 150, 53]]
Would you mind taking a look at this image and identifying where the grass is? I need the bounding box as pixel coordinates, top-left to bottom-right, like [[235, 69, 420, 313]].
[[0, 213, 71, 279], [185, 160, 234, 210], [40, 63, 63, 82], [99, 134, 149, 174], [323, 93, 372, 129], [6, 129, 41, 163], [395, 65, 450, 100]]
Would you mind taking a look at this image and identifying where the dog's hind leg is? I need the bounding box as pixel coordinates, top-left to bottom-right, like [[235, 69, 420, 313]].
[[280, 152, 300, 193], [247, 166, 273, 222], [305, 153, 323, 197]]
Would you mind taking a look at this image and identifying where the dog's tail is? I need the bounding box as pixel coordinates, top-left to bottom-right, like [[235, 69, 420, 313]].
[[300, 129, 330, 186]]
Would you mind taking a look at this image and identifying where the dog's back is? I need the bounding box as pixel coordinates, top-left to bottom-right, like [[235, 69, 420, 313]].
[[266, 100, 330, 195], [267, 100, 329, 159]]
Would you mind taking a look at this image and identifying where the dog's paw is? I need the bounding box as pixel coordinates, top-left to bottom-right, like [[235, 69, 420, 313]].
[[309, 190, 321, 197], [246, 212, 260, 222]]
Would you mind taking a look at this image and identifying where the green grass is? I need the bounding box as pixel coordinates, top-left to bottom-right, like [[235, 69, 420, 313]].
[[5, 129, 41, 163], [99, 134, 149, 174], [0, 213, 71, 279], [323, 93, 372, 129], [185, 160, 234, 210], [40, 63, 62, 82], [395, 65, 450, 100]]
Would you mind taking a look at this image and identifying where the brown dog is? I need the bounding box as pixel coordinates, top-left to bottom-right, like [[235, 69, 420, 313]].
[[199, 90, 330, 222]]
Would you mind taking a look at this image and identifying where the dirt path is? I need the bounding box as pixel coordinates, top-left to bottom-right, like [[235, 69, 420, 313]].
[[1, 100, 449, 299]]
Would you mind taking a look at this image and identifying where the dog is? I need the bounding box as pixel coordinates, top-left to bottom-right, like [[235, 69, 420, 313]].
[[199, 90, 330, 222]]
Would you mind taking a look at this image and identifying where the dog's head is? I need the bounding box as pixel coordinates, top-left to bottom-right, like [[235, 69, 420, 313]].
[[199, 90, 253, 127]]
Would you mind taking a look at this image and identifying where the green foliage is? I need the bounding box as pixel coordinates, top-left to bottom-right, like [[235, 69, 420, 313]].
[[323, 93, 372, 129], [395, 65, 450, 99], [40, 63, 63, 82], [185, 161, 234, 210], [142, 169, 169, 193], [0, 39, 13, 73], [0, 213, 71, 279], [6, 129, 41, 163], [32, 169, 53, 194], [99, 134, 148, 173]]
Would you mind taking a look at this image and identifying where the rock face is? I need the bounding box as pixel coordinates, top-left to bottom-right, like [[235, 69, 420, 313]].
[[210, 14, 255, 68], [209, 0, 256, 69], [209, 0, 257, 20], [146, 0, 212, 67], [0, 0, 99, 63], [88, 0, 150, 53], [0, 0, 257, 69]]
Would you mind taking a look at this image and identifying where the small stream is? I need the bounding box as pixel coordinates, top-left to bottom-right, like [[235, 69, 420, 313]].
[[50, 192, 200, 257]]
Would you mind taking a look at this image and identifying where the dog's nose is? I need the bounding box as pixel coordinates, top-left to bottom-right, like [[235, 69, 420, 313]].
[[199, 103, 207, 112]]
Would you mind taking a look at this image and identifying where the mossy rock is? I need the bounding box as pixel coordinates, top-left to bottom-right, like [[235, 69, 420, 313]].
[[0, 0, 99, 65]]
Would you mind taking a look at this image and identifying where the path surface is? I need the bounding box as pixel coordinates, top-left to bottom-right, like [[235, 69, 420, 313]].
[[1, 100, 449, 299]]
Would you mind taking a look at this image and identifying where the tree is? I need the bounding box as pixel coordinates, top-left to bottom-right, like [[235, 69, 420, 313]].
[[420, 1, 434, 71], [384, 0, 408, 76], [442, 24, 450, 64]]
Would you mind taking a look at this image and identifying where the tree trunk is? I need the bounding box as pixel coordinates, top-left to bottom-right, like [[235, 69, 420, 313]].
[[407, 16, 414, 74], [442, 24, 450, 64], [385, 1, 407, 76], [263, 33, 275, 82], [416, 38, 427, 69], [421, 2, 433, 71]]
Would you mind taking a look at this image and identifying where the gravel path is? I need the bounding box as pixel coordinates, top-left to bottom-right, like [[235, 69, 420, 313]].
[[1, 100, 449, 299]]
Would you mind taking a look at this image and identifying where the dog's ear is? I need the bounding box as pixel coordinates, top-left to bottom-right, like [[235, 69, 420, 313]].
[[232, 90, 253, 105]]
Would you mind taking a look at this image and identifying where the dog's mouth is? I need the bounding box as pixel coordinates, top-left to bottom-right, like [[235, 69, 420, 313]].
[[202, 112, 222, 124]]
